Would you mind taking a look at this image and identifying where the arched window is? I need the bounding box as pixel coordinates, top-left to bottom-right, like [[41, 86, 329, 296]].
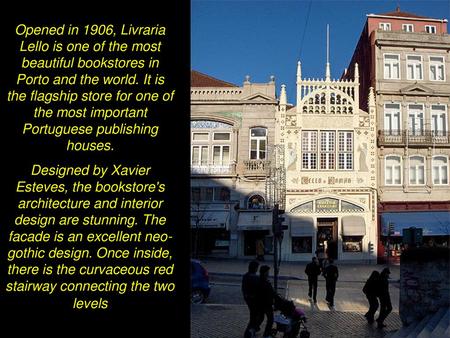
[[409, 156, 425, 185], [385, 155, 402, 185], [432, 156, 448, 185], [248, 195, 265, 209]]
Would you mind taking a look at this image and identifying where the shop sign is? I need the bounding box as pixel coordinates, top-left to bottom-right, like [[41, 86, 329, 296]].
[[316, 198, 339, 212]]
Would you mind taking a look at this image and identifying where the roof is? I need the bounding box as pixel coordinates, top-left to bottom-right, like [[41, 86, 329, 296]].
[[377, 10, 432, 19], [191, 70, 237, 87]]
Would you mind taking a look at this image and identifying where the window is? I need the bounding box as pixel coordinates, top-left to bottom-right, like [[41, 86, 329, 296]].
[[384, 103, 401, 135], [250, 128, 267, 160], [292, 237, 312, 253], [192, 132, 209, 141], [338, 131, 353, 170], [191, 187, 201, 202], [406, 55, 423, 80], [214, 187, 230, 201], [191, 145, 209, 166], [248, 195, 265, 209], [342, 236, 363, 252], [432, 156, 448, 185], [385, 155, 402, 185], [431, 105, 447, 136], [430, 56, 445, 81], [384, 54, 400, 79], [190, 187, 230, 202], [402, 24, 414, 32], [212, 145, 230, 166], [302, 131, 317, 169], [191, 121, 233, 172], [408, 104, 424, 136], [425, 25, 436, 34], [320, 131, 335, 169], [409, 156, 425, 185], [379, 22, 391, 31]]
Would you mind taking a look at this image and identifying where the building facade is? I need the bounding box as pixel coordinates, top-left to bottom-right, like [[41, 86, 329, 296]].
[[277, 61, 378, 263], [190, 71, 277, 258], [344, 8, 450, 262]]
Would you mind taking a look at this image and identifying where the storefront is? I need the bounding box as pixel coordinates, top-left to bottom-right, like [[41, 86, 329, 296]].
[[379, 211, 450, 261], [236, 210, 273, 257], [190, 209, 231, 255], [283, 196, 376, 263]]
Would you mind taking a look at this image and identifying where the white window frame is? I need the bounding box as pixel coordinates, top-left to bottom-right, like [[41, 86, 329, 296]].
[[338, 131, 353, 170], [302, 131, 318, 170], [320, 131, 335, 170], [431, 105, 448, 136], [425, 25, 436, 34], [432, 155, 449, 185], [379, 22, 391, 31], [408, 104, 425, 136], [409, 155, 426, 185], [402, 24, 414, 32], [191, 145, 209, 166], [429, 56, 445, 81], [406, 55, 423, 80], [385, 155, 402, 185], [384, 103, 401, 135], [384, 54, 400, 79], [249, 127, 267, 160]]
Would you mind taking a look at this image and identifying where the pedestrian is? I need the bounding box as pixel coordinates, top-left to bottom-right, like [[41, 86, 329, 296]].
[[363, 270, 380, 324], [376, 268, 393, 329], [256, 238, 265, 261], [322, 258, 339, 307], [305, 256, 321, 303], [256, 265, 276, 338], [242, 260, 261, 338]]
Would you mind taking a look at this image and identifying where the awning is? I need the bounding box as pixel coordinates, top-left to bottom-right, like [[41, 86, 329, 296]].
[[237, 211, 272, 231], [191, 211, 230, 229], [381, 211, 450, 236], [342, 216, 366, 236], [290, 216, 314, 236]]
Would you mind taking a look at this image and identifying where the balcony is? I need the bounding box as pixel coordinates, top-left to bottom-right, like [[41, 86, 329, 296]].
[[378, 130, 450, 147], [191, 163, 236, 176], [242, 160, 271, 178]]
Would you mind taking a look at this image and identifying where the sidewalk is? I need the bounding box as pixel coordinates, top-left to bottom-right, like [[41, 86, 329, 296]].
[[192, 258, 402, 337], [191, 304, 402, 338], [200, 257, 400, 282]]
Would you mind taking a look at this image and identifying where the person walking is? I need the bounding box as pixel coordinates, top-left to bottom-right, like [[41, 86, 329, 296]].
[[305, 256, 321, 303], [322, 258, 339, 307], [242, 260, 261, 338], [376, 268, 393, 329], [363, 270, 380, 324], [256, 265, 276, 338], [255, 238, 265, 261]]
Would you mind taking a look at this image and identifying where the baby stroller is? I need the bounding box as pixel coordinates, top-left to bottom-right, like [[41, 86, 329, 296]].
[[273, 295, 310, 338]]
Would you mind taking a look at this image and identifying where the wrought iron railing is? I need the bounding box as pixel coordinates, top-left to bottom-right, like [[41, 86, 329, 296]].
[[378, 130, 450, 146]]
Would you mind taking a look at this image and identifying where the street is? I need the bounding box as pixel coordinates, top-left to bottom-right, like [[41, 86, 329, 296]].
[[191, 261, 403, 338]]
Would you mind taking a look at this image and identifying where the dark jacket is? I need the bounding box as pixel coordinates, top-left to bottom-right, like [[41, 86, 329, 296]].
[[305, 262, 321, 280], [378, 275, 390, 299], [242, 272, 259, 303], [257, 277, 276, 309], [323, 264, 339, 282], [363, 272, 380, 296]]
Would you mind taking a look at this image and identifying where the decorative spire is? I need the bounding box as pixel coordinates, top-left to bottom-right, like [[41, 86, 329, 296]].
[[368, 87, 375, 108], [325, 24, 331, 80], [280, 84, 287, 105], [296, 61, 302, 82], [354, 62, 359, 80]]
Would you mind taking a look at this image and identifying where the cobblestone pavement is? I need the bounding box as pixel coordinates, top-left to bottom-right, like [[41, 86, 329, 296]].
[[191, 304, 402, 338], [286, 280, 399, 313]]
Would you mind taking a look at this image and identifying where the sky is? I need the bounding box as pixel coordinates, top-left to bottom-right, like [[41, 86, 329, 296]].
[[191, 0, 450, 101]]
